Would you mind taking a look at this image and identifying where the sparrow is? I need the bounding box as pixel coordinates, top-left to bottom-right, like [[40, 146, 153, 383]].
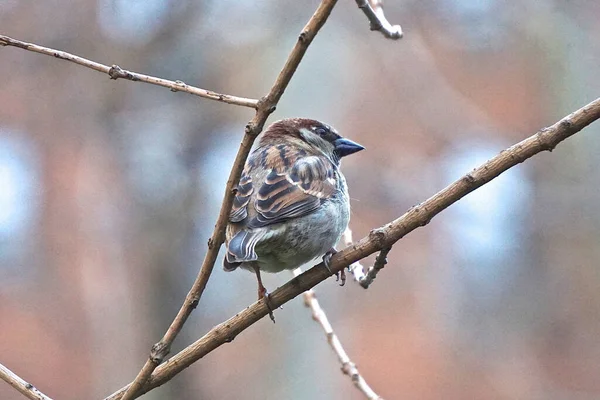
[[223, 118, 364, 320]]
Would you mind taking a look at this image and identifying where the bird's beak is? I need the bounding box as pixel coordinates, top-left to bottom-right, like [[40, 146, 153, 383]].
[[334, 137, 365, 158]]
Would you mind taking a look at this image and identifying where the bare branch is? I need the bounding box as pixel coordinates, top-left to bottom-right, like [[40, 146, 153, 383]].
[[355, 0, 403, 39], [292, 268, 383, 400], [0, 362, 53, 400], [0, 35, 259, 108], [117, 1, 340, 399], [106, 96, 600, 400]]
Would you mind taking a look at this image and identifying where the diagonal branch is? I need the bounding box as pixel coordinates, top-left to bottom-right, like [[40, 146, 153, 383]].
[[0, 35, 258, 108], [292, 268, 383, 399], [117, 1, 340, 400], [355, 0, 403, 39], [0, 362, 53, 400], [105, 96, 600, 400]]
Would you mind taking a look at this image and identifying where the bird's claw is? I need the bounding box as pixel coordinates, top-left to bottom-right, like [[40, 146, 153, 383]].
[[258, 286, 276, 323], [262, 290, 276, 323], [323, 248, 344, 285], [322, 252, 334, 273], [336, 268, 346, 286]]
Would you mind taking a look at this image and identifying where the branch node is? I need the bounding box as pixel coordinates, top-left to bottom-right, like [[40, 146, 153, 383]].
[[0, 35, 29, 49], [150, 342, 170, 364], [170, 80, 187, 92], [298, 31, 309, 43], [256, 96, 277, 115], [368, 227, 386, 247], [108, 65, 125, 80], [224, 335, 236, 343], [463, 172, 476, 184], [368, 19, 384, 32], [536, 128, 557, 152], [560, 118, 574, 131], [341, 361, 359, 380], [188, 295, 200, 309], [245, 122, 260, 137]]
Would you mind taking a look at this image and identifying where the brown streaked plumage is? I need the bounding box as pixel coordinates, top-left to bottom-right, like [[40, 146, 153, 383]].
[[223, 118, 364, 321]]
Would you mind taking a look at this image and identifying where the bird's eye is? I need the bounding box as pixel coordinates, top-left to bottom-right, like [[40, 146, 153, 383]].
[[314, 127, 327, 136]]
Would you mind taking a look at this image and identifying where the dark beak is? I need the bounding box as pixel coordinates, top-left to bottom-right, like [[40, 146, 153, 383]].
[[334, 137, 365, 158]]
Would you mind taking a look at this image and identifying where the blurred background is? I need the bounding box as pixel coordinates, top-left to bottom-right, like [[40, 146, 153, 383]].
[[1, 1, 600, 399]]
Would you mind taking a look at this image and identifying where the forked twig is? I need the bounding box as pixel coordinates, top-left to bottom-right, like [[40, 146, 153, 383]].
[[355, 0, 403, 39]]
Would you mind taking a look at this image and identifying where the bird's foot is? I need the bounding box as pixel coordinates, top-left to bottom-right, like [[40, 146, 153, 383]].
[[322, 248, 345, 286], [258, 286, 276, 323], [254, 265, 276, 323], [322, 248, 336, 272]]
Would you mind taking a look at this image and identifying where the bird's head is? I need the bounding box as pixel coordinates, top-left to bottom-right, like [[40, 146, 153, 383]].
[[260, 118, 364, 164]]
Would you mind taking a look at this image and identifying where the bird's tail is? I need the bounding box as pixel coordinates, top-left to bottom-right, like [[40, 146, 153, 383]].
[[223, 229, 266, 272], [223, 256, 241, 272]]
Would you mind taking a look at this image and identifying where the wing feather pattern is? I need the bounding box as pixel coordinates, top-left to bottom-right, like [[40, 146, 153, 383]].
[[250, 155, 336, 228], [226, 146, 338, 265]]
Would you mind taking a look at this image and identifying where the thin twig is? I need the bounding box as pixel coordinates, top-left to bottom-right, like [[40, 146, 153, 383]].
[[117, 1, 340, 400], [292, 268, 383, 400], [345, 228, 390, 288], [0, 362, 53, 400], [359, 247, 390, 289], [0, 35, 258, 108], [344, 227, 368, 282], [355, 0, 403, 39], [106, 98, 600, 400]]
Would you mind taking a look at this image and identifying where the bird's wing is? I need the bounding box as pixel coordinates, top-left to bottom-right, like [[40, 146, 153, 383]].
[[230, 145, 338, 227], [229, 168, 253, 223], [249, 154, 337, 228], [226, 147, 337, 264]]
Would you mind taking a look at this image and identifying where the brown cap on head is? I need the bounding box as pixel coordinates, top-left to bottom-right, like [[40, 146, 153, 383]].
[[261, 118, 364, 159]]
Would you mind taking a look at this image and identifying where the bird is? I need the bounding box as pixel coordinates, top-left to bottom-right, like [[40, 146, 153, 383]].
[[223, 118, 364, 321]]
